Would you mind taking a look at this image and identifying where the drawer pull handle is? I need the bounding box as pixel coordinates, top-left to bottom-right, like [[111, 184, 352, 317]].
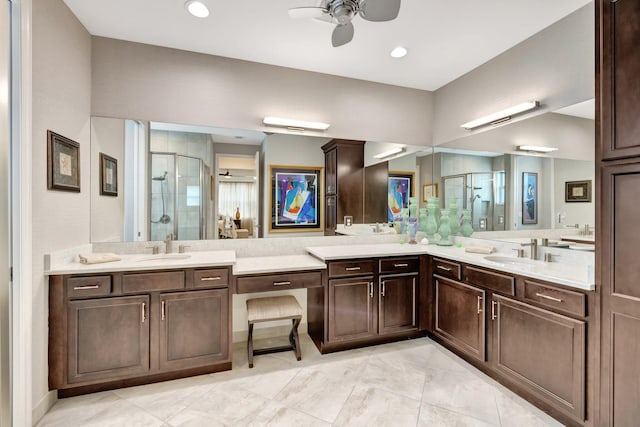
[[437, 265, 452, 272], [273, 281, 291, 286], [369, 282, 374, 298], [73, 284, 100, 290], [201, 277, 222, 281], [535, 293, 563, 303], [477, 296, 482, 314], [161, 301, 166, 320], [141, 302, 146, 323], [381, 281, 386, 297], [394, 263, 408, 267], [491, 301, 497, 320], [345, 266, 361, 271]]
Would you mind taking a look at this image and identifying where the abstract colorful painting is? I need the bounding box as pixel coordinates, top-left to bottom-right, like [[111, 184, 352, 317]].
[[522, 172, 538, 224], [388, 173, 413, 222], [270, 166, 322, 232]]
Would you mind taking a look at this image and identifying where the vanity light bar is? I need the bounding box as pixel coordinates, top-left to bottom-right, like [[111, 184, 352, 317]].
[[461, 101, 539, 130], [263, 117, 331, 131], [517, 145, 558, 153], [373, 147, 405, 159]]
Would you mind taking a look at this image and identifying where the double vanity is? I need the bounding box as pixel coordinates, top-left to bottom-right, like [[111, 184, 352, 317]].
[[46, 237, 594, 427]]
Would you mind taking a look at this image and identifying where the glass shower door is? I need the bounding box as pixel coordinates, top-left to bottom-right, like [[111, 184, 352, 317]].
[[176, 155, 204, 240], [150, 153, 176, 241]]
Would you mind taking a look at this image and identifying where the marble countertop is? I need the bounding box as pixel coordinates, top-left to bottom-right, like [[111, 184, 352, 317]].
[[307, 243, 594, 291], [233, 254, 327, 276], [45, 250, 237, 275]]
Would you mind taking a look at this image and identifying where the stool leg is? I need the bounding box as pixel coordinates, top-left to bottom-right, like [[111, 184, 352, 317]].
[[247, 322, 254, 368], [291, 317, 302, 362]]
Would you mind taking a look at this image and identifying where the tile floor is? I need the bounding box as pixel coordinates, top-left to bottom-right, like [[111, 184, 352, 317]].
[[37, 336, 564, 426]]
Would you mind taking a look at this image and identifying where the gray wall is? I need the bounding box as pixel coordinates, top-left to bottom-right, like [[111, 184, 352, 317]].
[[91, 37, 435, 147], [432, 4, 594, 146], [553, 158, 595, 228], [32, 0, 92, 417]]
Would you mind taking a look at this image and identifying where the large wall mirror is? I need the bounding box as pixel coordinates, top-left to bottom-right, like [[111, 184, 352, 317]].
[[89, 117, 425, 243], [420, 99, 594, 243]]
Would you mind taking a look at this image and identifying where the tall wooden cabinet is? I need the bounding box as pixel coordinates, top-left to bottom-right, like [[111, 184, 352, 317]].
[[321, 139, 365, 235], [597, 1, 640, 425]]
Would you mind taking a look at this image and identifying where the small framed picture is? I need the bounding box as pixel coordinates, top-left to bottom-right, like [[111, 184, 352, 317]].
[[565, 180, 592, 203], [422, 183, 438, 201], [47, 130, 80, 192], [99, 153, 118, 196], [269, 165, 323, 232]]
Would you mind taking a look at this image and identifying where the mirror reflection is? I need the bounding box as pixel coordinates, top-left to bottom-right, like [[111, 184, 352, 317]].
[[90, 117, 423, 242]]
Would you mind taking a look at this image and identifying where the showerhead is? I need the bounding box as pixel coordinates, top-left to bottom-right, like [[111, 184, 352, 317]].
[[152, 171, 168, 181]]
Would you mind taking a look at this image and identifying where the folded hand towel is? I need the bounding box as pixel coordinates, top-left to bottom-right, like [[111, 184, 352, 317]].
[[465, 246, 495, 254], [78, 253, 122, 264]]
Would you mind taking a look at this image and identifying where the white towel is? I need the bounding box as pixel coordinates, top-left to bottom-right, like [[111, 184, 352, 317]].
[[78, 253, 122, 264], [464, 246, 495, 254]]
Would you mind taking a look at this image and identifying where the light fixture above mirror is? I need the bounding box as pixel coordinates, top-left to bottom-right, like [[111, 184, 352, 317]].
[[460, 101, 539, 130]]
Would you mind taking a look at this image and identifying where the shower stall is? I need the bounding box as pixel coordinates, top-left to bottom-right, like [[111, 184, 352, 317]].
[[442, 171, 506, 232], [149, 152, 210, 241]]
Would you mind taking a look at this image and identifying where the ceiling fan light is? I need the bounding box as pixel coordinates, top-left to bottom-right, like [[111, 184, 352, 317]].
[[184, 1, 209, 18], [390, 46, 407, 58]]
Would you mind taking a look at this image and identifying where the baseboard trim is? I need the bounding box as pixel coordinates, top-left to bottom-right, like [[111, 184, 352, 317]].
[[32, 390, 57, 425]]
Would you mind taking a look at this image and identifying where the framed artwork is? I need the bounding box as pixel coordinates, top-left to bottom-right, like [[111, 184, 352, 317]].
[[422, 183, 438, 201], [522, 172, 538, 224], [269, 165, 323, 232], [47, 130, 80, 192], [565, 180, 592, 203], [99, 153, 118, 196], [388, 172, 414, 222]]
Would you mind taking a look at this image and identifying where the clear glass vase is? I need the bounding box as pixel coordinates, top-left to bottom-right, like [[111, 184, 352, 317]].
[[407, 217, 418, 244]]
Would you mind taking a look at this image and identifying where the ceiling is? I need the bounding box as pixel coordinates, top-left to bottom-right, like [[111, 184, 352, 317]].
[[63, 0, 591, 91], [150, 121, 265, 145]]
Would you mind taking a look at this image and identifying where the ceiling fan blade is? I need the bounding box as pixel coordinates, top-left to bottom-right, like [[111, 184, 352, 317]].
[[359, 0, 401, 22], [288, 6, 327, 19], [332, 23, 354, 47]]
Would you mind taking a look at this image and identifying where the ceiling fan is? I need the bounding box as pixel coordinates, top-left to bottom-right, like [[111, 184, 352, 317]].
[[289, 0, 401, 47]]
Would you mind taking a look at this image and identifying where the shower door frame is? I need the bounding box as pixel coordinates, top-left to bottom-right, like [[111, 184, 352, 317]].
[[148, 152, 207, 241]]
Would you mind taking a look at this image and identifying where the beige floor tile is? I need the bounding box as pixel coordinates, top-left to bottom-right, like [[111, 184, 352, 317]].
[[333, 385, 421, 427], [418, 402, 498, 426]]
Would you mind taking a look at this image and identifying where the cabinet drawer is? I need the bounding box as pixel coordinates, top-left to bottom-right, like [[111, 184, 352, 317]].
[[194, 268, 229, 289], [432, 258, 461, 280], [523, 280, 586, 317], [66, 276, 111, 299], [122, 271, 185, 293], [236, 271, 322, 294], [464, 266, 515, 296], [328, 260, 375, 277], [380, 257, 419, 274]]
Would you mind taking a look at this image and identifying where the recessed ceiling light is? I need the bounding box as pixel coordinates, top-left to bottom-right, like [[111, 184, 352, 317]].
[[184, 1, 209, 18], [390, 46, 407, 58]]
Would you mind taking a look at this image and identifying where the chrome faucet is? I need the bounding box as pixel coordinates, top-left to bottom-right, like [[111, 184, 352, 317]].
[[520, 238, 538, 260], [164, 233, 174, 254]]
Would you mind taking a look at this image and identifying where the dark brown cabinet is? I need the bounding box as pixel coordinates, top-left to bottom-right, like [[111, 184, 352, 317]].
[[159, 289, 229, 371], [327, 277, 376, 342], [597, 1, 640, 425], [491, 295, 585, 421], [67, 295, 150, 384], [311, 256, 424, 353], [49, 267, 232, 397], [378, 274, 418, 335], [433, 275, 485, 362], [321, 139, 365, 235]]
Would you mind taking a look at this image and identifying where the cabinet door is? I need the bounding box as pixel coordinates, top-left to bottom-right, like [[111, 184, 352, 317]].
[[159, 289, 229, 371], [491, 295, 585, 421], [328, 277, 376, 342], [434, 276, 485, 362], [325, 147, 337, 194], [67, 296, 150, 384], [379, 274, 418, 335], [325, 195, 337, 236]]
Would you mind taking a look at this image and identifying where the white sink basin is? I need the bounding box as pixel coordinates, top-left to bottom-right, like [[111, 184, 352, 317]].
[[483, 255, 533, 266], [137, 254, 191, 262]]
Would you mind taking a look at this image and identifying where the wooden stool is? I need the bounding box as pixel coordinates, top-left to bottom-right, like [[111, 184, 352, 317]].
[[246, 295, 303, 368]]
